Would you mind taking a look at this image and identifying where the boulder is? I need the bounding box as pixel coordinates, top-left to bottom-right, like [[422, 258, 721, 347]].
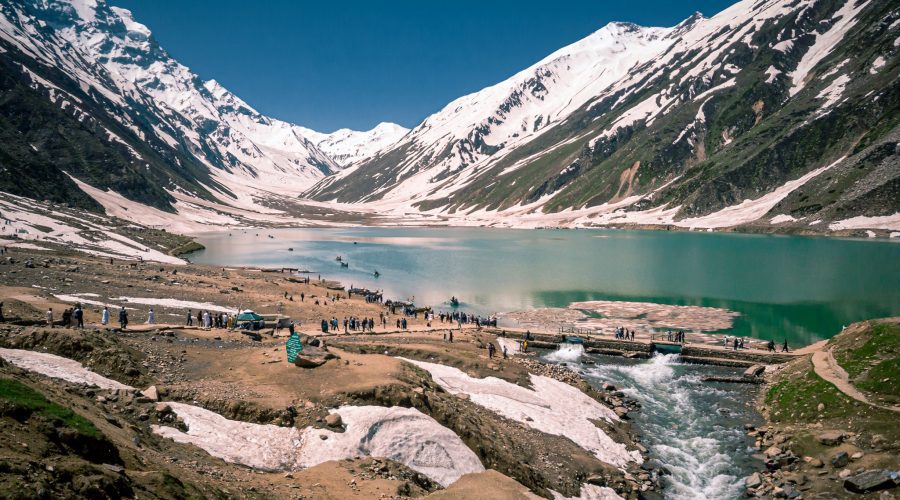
[[745, 472, 763, 488], [614, 406, 629, 419], [764, 446, 783, 458], [293, 355, 328, 369], [140, 386, 159, 402], [743, 365, 765, 378], [154, 402, 172, 414], [831, 451, 849, 468], [324, 413, 343, 428], [843, 470, 896, 494], [816, 431, 845, 446]]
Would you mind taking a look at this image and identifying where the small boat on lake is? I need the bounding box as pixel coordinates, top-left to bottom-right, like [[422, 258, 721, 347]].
[[373, 270, 380, 277], [449, 296, 460, 307], [340, 262, 349, 268]]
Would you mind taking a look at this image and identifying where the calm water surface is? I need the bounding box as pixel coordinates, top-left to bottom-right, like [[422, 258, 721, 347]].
[[190, 227, 899, 346]]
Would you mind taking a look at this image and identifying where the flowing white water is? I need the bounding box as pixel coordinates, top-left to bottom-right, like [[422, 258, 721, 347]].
[[543, 343, 585, 363], [545, 352, 757, 499]]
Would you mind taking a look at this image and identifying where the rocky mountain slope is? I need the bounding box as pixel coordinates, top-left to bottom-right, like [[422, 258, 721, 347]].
[[308, 0, 899, 231], [0, 0, 398, 216]]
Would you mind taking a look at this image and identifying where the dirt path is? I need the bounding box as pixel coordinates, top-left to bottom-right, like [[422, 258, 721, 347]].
[[811, 348, 900, 413]]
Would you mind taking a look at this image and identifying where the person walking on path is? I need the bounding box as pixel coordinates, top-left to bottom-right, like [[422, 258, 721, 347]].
[[488, 342, 495, 359], [146, 308, 155, 324], [101, 307, 109, 326], [0, 301, 4, 322], [781, 339, 789, 353], [46, 308, 54, 328], [186, 310, 193, 326], [118, 307, 128, 329]]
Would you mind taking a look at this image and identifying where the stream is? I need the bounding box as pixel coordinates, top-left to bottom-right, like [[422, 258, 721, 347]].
[[543, 345, 761, 499]]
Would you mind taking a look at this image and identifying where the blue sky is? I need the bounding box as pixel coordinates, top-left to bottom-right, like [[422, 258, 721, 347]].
[[112, 0, 735, 133]]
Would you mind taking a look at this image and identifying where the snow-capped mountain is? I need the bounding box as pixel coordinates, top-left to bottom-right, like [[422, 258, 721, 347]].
[[298, 122, 409, 167], [308, 0, 898, 231], [0, 0, 339, 212]]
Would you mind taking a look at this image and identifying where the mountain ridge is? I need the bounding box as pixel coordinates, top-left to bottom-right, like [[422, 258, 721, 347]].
[[0, 0, 896, 232], [305, 0, 899, 232]]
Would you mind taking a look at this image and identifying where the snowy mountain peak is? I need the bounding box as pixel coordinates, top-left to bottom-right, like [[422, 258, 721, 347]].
[[0, 0, 341, 212], [298, 122, 410, 167]]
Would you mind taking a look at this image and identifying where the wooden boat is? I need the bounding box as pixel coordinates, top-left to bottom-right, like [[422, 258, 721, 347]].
[[449, 296, 460, 307], [373, 270, 380, 277], [340, 262, 349, 268]]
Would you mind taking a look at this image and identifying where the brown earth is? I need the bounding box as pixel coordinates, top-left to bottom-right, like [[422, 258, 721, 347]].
[[0, 244, 650, 498]]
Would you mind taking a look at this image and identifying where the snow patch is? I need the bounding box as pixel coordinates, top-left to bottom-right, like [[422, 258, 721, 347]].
[[789, 0, 870, 96], [0, 348, 132, 390], [769, 214, 797, 224], [828, 213, 900, 231], [153, 403, 483, 486], [399, 358, 641, 467], [677, 157, 845, 229], [112, 297, 235, 313]]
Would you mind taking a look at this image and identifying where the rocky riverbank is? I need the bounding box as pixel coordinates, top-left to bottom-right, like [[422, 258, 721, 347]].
[[747, 320, 899, 498]]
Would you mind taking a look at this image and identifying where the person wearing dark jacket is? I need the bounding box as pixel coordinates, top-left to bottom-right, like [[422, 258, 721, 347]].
[[118, 307, 128, 329]]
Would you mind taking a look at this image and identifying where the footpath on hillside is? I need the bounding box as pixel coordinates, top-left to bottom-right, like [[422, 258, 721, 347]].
[[811, 348, 900, 413]]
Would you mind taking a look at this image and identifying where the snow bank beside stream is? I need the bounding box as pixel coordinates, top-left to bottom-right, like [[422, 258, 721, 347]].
[[399, 358, 641, 467]]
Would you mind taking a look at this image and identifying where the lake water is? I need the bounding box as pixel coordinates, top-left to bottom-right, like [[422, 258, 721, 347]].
[[190, 227, 899, 346]]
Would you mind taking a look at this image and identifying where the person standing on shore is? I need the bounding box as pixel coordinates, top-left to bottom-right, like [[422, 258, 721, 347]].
[[101, 307, 109, 326], [74, 305, 83, 328], [781, 339, 789, 353], [46, 308, 53, 328], [147, 308, 155, 325], [118, 307, 128, 329], [186, 309, 193, 326], [733, 338, 738, 351], [488, 342, 495, 359]]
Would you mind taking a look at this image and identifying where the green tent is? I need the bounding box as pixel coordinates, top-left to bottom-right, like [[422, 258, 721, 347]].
[[286, 333, 303, 363], [236, 310, 263, 321]]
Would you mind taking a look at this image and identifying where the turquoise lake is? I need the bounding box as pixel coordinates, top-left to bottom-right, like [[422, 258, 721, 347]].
[[189, 227, 899, 346]]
